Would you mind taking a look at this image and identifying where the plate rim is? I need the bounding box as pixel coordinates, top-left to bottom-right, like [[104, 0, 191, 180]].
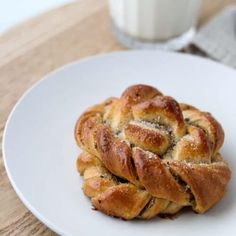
[[2, 50, 236, 235]]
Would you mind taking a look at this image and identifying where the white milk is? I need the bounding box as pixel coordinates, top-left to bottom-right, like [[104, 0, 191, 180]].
[[109, 0, 202, 41]]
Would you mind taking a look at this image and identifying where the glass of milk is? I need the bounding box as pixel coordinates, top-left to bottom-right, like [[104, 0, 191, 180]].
[[109, 0, 202, 50]]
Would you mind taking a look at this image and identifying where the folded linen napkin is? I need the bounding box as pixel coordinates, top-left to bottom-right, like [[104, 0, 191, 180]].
[[192, 6, 236, 68]]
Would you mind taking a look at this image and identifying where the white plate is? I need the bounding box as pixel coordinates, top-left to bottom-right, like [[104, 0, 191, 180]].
[[3, 51, 236, 236]]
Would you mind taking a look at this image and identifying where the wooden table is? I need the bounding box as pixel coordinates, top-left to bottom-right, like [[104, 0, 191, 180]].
[[0, 0, 235, 235]]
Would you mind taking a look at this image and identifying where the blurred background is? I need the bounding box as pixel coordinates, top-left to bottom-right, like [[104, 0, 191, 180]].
[[1, 0, 236, 64], [0, 0, 76, 32]]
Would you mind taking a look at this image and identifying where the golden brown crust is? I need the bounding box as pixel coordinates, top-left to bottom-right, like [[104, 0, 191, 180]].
[[83, 177, 116, 198], [74, 111, 102, 157], [95, 124, 139, 186], [74, 84, 231, 220], [172, 125, 212, 163], [124, 121, 170, 155], [179, 103, 198, 111], [76, 152, 101, 175], [132, 148, 189, 205], [168, 160, 231, 213], [132, 96, 186, 140], [138, 198, 169, 219], [92, 184, 151, 220], [104, 84, 162, 131], [182, 110, 224, 155]]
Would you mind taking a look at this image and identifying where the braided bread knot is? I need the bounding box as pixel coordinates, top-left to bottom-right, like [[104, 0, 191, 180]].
[[75, 84, 231, 220]]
